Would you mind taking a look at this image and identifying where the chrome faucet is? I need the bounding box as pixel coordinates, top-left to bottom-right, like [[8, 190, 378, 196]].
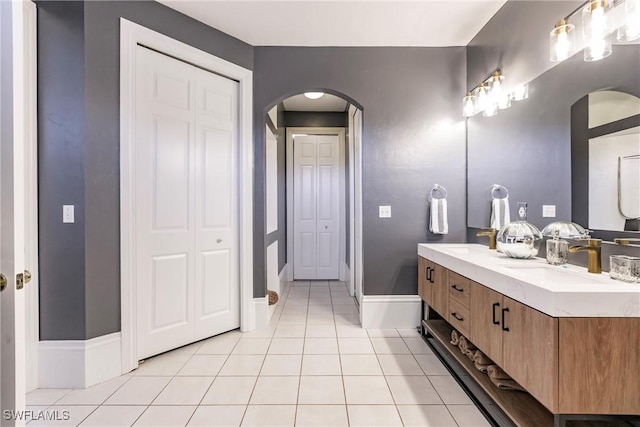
[[477, 228, 497, 250], [569, 238, 602, 274]]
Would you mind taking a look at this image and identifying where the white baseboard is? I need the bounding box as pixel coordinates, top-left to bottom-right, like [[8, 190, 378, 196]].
[[254, 297, 269, 330], [360, 295, 422, 329], [39, 332, 122, 389]]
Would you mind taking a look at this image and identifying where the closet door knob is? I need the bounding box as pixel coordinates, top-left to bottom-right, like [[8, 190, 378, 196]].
[[217, 238, 222, 243]]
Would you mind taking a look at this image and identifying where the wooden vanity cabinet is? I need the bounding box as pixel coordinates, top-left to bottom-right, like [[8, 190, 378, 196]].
[[470, 282, 504, 366], [418, 258, 449, 317], [501, 296, 559, 413]]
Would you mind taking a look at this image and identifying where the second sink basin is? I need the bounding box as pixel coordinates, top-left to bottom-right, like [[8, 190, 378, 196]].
[[502, 264, 604, 286]]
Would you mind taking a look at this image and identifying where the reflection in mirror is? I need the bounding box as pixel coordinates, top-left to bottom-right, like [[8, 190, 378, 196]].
[[581, 90, 640, 233]]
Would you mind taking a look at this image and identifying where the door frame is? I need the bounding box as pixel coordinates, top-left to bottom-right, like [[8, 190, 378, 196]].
[[347, 106, 364, 303], [119, 19, 253, 374], [286, 127, 346, 282]]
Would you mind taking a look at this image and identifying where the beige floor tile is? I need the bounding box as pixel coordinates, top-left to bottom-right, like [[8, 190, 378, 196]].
[[343, 376, 394, 404], [334, 313, 360, 325], [56, 376, 130, 405], [308, 297, 332, 306], [187, 405, 246, 426], [170, 341, 204, 356], [241, 405, 296, 427], [331, 297, 356, 305], [26, 389, 72, 406], [134, 354, 191, 376], [201, 376, 257, 405], [239, 327, 277, 339], [79, 405, 146, 426], [403, 337, 434, 355], [232, 338, 271, 355], [415, 354, 450, 375], [273, 324, 306, 338], [386, 376, 442, 404], [152, 376, 213, 405], [429, 376, 474, 404], [304, 338, 339, 354], [301, 354, 342, 375], [340, 354, 383, 375], [284, 297, 309, 306], [260, 354, 302, 376], [347, 405, 403, 426], [366, 329, 400, 337], [281, 306, 308, 316], [337, 337, 375, 354], [178, 355, 227, 376], [332, 305, 359, 314], [267, 338, 304, 354], [133, 405, 195, 426], [295, 405, 348, 427], [447, 404, 492, 426], [30, 406, 97, 426], [396, 405, 457, 427], [298, 376, 345, 404], [336, 325, 368, 338], [249, 376, 299, 404], [197, 338, 239, 355], [370, 338, 411, 354], [307, 305, 333, 315], [397, 328, 421, 337], [306, 314, 335, 325], [278, 314, 308, 325], [377, 354, 425, 376], [219, 355, 265, 376], [104, 376, 171, 405], [305, 324, 337, 338]]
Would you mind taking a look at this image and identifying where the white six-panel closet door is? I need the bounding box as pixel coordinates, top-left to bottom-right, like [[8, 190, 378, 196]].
[[293, 135, 340, 280], [134, 46, 239, 360]]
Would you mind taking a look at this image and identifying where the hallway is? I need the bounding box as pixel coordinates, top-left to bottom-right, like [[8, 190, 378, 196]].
[[25, 281, 489, 426]]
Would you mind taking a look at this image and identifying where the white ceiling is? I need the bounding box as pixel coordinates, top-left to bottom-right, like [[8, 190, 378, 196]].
[[158, 1, 508, 47], [282, 93, 348, 112]]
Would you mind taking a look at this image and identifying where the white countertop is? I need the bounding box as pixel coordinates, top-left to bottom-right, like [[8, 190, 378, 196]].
[[418, 243, 640, 317]]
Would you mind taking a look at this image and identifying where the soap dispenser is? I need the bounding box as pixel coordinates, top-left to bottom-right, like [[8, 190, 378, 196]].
[[546, 229, 568, 265]]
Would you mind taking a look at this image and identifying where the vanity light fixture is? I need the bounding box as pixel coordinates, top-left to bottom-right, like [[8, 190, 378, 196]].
[[550, 19, 576, 62], [617, 0, 640, 42], [583, 0, 613, 61], [304, 92, 325, 99], [463, 92, 476, 117], [511, 83, 529, 101], [462, 70, 521, 118]]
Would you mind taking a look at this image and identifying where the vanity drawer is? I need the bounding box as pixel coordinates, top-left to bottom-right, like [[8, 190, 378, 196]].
[[449, 272, 471, 308], [449, 299, 471, 337]]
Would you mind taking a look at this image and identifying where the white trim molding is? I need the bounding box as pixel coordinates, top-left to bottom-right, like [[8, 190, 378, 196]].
[[119, 19, 253, 374], [360, 295, 422, 329], [253, 298, 269, 330], [39, 333, 122, 389]]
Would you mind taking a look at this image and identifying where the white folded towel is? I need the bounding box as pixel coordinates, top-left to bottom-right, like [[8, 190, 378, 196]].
[[491, 197, 511, 231], [430, 199, 448, 234]]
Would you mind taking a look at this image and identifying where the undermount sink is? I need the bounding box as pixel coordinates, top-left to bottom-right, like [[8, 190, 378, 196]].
[[501, 264, 604, 285]]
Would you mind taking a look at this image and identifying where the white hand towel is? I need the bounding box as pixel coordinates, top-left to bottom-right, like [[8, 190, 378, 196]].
[[430, 199, 448, 234], [491, 197, 511, 231]]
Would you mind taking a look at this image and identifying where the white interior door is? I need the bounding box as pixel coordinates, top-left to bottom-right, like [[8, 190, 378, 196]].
[[1, 0, 28, 419], [134, 46, 239, 360], [293, 135, 340, 280]]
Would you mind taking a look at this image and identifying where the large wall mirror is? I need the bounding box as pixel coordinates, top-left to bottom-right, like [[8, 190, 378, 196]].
[[572, 90, 640, 237], [467, 44, 640, 243]]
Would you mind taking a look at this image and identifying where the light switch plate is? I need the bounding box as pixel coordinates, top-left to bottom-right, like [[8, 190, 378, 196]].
[[542, 205, 556, 218], [379, 205, 391, 218], [63, 205, 75, 223]]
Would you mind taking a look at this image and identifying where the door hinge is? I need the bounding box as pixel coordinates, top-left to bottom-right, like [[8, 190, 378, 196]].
[[0, 274, 7, 292], [16, 273, 24, 290]]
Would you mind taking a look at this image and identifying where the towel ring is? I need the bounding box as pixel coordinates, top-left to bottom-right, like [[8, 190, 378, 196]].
[[491, 184, 509, 200], [429, 184, 448, 201]]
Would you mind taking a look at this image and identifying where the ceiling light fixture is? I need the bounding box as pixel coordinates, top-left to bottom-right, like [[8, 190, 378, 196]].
[[304, 92, 325, 100]]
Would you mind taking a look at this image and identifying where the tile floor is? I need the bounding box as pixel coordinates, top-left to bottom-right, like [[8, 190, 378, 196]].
[[26, 281, 490, 426]]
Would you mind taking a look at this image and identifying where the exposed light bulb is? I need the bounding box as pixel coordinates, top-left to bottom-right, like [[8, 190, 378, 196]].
[[582, 1, 612, 62], [498, 92, 512, 109], [511, 84, 529, 101], [304, 92, 325, 100], [550, 20, 575, 62], [483, 100, 498, 117], [475, 84, 488, 113]]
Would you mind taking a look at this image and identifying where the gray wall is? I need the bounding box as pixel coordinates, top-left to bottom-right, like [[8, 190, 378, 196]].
[[254, 47, 467, 296], [37, 0, 253, 340], [466, 0, 640, 232], [283, 112, 347, 128]]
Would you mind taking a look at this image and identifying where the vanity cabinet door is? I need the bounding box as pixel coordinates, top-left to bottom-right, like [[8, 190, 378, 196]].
[[418, 257, 432, 304], [501, 297, 559, 413], [430, 262, 449, 318], [469, 282, 503, 366]]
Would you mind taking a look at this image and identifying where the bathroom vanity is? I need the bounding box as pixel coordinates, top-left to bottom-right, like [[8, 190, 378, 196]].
[[418, 243, 640, 427]]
